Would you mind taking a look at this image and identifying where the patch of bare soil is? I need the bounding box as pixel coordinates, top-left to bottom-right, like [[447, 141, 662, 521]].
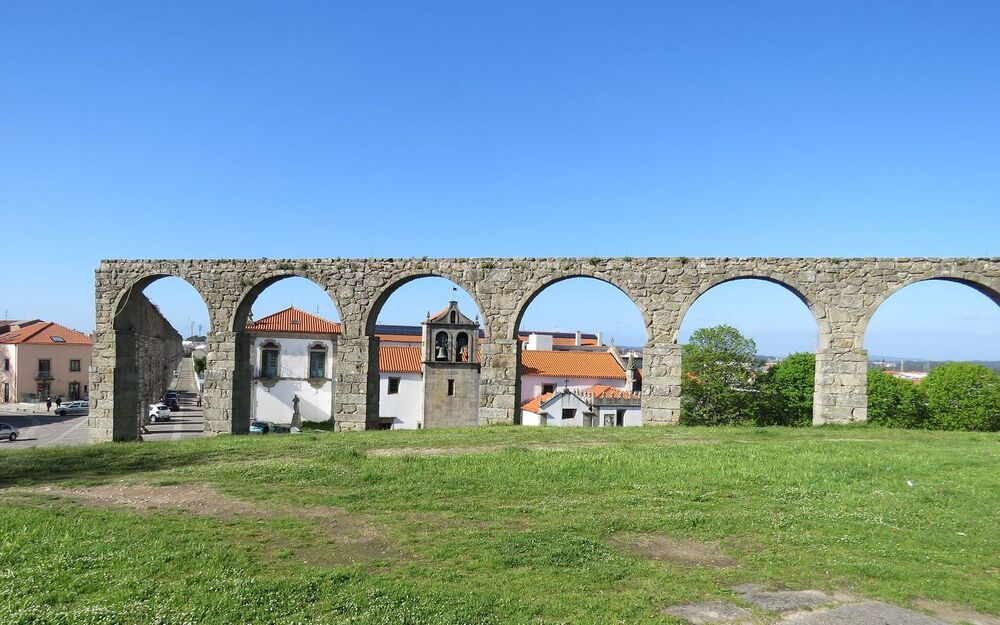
[[914, 599, 1000, 625], [607, 532, 736, 567], [368, 439, 710, 457], [13, 483, 399, 568]]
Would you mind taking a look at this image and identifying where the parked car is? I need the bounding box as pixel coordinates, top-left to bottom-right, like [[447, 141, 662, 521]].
[[0, 423, 19, 441], [163, 391, 181, 412], [54, 400, 90, 416], [249, 420, 293, 434], [148, 404, 171, 422]]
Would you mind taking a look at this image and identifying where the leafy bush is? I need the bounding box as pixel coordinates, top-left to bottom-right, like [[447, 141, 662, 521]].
[[759, 352, 815, 427], [921, 363, 1000, 431], [866, 369, 928, 429]]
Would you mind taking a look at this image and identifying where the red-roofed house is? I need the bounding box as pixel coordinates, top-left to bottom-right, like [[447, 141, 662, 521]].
[[245, 307, 341, 425], [0, 320, 93, 403]]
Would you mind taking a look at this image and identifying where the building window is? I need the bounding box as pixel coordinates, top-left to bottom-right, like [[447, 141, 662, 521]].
[[70, 359, 81, 372], [3, 358, 8, 371], [616, 410, 625, 427], [308, 347, 326, 378], [450, 310, 457, 324], [447, 379, 455, 396], [561, 408, 576, 420], [261, 344, 279, 378], [542, 383, 556, 394], [39, 359, 51, 372], [388, 377, 400, 394]]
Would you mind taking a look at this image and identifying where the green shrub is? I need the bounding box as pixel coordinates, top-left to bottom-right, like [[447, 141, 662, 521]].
[[759, 352, 815, 427], [922, 363, 1000, 431], [867, 370, 927, 429]]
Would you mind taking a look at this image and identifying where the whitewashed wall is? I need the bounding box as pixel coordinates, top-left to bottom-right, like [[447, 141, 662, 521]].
[[252, 336, 335, 424], [596, 407, 642, 427], [538, 392, 592, 427], [379, 372, 423, 429]]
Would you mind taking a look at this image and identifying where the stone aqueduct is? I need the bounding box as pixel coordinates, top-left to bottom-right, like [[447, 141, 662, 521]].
[[90, 257, 1000, 441]]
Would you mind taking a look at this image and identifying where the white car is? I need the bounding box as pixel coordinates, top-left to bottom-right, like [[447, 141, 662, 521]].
[[148, 403, 171, 422]]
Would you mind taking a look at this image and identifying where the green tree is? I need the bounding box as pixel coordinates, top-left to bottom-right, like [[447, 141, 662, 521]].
[[193, 356, 207, 376], [922, 363, 1000, 431], [759, 352, 815, 427], [867, 369, 927, 429], [681, 325, 759, 426]]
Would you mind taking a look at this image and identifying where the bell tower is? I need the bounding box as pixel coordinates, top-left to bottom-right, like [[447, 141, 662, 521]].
[[421, 300, 480, 428]]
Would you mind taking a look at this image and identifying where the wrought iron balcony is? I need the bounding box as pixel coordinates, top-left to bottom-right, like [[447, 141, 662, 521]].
[[35, 371, 54, 381]]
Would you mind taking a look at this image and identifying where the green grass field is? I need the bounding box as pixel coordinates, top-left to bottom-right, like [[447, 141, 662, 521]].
[[1, 426, 997, 624]]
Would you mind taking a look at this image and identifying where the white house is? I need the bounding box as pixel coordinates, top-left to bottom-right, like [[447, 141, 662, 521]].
[[246, 307, 339, 425], [378, 345, 424, 429], [244, 304, 643, 428]]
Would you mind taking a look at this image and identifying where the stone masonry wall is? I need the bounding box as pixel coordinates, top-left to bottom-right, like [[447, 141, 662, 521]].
[[90, 257, 1000, 441]]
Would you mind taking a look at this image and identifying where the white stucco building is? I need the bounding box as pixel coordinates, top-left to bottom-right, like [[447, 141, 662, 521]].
[[247, 307, 339, 425], [245, 305, 643, 428]]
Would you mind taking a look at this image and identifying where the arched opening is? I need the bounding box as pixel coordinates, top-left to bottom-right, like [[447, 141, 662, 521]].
[[232, 275, 342, 433], [369, 276, 482, 430], [864, 279, 1000, 430], [515, 277, 647, 428], [112, 275, 211, 441], [676, 278, 820, 426]]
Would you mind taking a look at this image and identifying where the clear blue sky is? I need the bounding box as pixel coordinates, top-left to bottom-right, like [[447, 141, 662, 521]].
[[1, 1, 997, 360]]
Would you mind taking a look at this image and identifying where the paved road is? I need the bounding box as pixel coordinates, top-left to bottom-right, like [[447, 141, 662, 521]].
[[1, 357, 207, 449], [0, 410, 90, 449]]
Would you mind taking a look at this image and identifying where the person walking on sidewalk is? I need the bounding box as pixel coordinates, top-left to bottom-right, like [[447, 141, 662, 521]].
[[45, 396, 52, 412]]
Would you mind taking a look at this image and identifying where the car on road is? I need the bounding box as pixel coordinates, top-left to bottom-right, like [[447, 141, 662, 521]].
[[54, 400, 90, 416], [249, 421, 293, 434], [148, 404, 171, 422], [0, 423, 20, 441], [163, 391, 181, 412]]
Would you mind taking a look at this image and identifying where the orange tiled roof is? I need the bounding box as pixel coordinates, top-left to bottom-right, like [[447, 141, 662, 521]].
[[522, 391, 557, 413], [520, 350, 626, 379], [380, 345, 422, 374], [0, 321, 92, 346], [376, 333, 422, 343], [247, 307, 342, 334], [588, 384, 640, 401]]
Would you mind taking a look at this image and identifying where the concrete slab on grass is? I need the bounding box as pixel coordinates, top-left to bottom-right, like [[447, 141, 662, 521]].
[[736, 588, 836, 612], [663, 601, 751, 624], [780, 601, 948, 624]]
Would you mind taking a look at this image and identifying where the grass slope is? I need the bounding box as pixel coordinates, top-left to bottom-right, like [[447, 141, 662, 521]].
[[1, 426, 997, 624]]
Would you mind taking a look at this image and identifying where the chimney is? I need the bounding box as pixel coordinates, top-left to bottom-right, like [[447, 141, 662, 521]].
[[574, 331, 581, 346], [597, 331, 603, 346]]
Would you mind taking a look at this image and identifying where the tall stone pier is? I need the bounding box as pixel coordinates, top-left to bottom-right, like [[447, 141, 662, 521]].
[[89, 257, 1000, 441]]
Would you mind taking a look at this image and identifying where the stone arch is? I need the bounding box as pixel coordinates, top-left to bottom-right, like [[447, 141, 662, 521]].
[[510, 273, 652, 344], [109, 272, 213, 441], [229, 272, 344, 433], [674, 275, 831, 351], [362, 271, 488, 338], [511, 273, 649, 427], [362, 271, 486, 430], [230, 271, 344, 334], [858, 273, 1000, 350]]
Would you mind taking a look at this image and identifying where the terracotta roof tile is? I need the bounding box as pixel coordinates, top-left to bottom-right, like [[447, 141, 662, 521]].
[[588, 384, 640, 401], [0, 321, 92, 346], [380, 345, 422, 374], [247, 307, 342, 334], [522, 391, 557, 413], [520, 350, 625, 379]]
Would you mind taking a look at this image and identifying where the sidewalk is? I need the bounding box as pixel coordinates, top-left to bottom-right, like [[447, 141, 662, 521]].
[[0, 402, 61, 415]]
